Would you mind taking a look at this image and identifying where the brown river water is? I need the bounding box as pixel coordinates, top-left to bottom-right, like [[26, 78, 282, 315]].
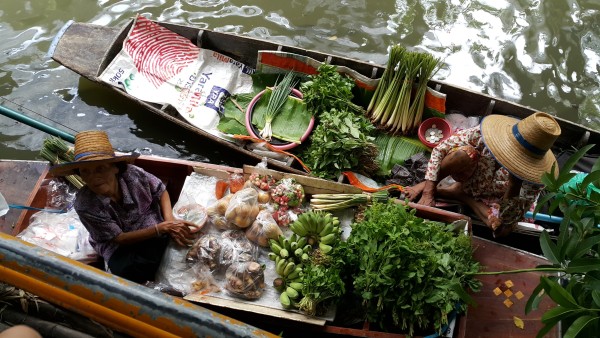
[[1, 0, 599, 164]]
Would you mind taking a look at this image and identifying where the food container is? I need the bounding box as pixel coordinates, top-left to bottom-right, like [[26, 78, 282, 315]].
[[418, 117, 452, 148], [245, 88, 315, 151]]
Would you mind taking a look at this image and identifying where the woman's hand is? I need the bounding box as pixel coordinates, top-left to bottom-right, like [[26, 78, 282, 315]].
[[157, 220, 197, 246]]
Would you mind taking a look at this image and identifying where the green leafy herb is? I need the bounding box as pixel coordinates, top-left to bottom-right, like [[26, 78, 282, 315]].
[[341, 201, 481, 336], [300, 108, 379, 180]]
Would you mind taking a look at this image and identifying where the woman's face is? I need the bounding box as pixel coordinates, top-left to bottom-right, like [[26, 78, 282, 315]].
[[79, 163, 119, 197]]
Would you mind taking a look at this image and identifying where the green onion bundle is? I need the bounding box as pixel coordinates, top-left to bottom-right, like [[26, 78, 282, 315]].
[[40, 137, 85, 189], [310, 191, 389, 211], [260, 71, 298, 141]]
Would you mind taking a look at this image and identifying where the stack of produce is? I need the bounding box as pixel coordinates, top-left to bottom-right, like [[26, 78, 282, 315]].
[[269, 210, 344, 315], [367, 45, 441, 135], [40, 137, 85, 189]]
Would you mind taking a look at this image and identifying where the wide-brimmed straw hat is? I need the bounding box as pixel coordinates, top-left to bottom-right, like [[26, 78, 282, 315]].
[[49, 130, 139, 177], [480, 112, 561, 184]]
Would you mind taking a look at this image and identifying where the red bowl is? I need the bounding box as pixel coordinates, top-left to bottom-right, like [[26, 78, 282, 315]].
[[418, 117, 452, 148], [245, 88, 315, 151]]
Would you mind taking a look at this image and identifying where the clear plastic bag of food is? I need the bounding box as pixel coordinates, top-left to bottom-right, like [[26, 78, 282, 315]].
[[219, 230, 259, 268], [224, 188, 260, 228], [186, 233, 222, 271], [270, 178, 305, 208], [173, 203, 208, 231], [248, 173, 277, 191], [206, 194, 238, 230], [245, 210, 283, 247], [224, 261, 265, 300]]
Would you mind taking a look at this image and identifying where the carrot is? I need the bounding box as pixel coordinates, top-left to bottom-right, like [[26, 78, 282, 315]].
[[215, 180, 229, 199]]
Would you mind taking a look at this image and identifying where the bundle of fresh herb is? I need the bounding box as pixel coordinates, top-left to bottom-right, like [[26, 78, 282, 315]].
[[300, 63, 364, 117], [300, 108, 379, 180], [341, 201, 481, 336], [260, 71, 298, 141]]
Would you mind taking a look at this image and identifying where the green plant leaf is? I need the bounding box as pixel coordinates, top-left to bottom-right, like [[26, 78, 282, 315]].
[[540, 230, 560, 264], [581, 171, 600, 191], [563, 315, 598, 338], [541, 306, 580, 323], [567, 258, 600, 274], [525, 282, 545, 314], [572, 235, 600, 259], [583, 271, 600, 291], [535, 314, 563, 338], [534, 192, 556, 215], [592, 291, 600, 308], [540, 277, 580, 309]]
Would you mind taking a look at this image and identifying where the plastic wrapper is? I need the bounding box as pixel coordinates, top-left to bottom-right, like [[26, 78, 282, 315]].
[[224, 261, 265, 300], [173, 203, 208, 231], [224, 188, 260, 228], [248, 173, 277, 191], [246, 210, 283, 247], [270, 178, 304, 208], [229, 173, 245, 193], [174, 172, 220, 210], [144, 281, 185, 297], [220, 230, 259, 268], [206, 194, 238, 230], [44, 178, 76, 210], [17, 209, 97, 263], [155, 240, 219, 296], [186, 233, 222, 270]]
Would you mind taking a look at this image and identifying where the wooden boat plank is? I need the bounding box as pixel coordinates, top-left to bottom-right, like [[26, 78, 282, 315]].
[[466, 237, 559, 338], [0, 160, 48, 235]]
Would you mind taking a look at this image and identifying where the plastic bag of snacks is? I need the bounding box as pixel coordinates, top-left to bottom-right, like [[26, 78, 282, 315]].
[[206, 194, 238, 230], [219, 230, 259, 268], [224, 261, 265, 300], [173, 203, 208, 231], [271, 178, 304, 208], [245, 210, 283, 247], [224, 188, 260, 228], [186, 233, 222, 271]]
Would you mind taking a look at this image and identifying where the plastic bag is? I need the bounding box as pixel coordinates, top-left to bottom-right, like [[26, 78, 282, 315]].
[[186, 233, 222, 270], [173, 203, 208, 231], [224, 188, 260, 228], [44, 178, 76, 210], [270, 178, 304, 208], [219, 230, 259, 268], [17, 209, 97, 263], [206, 194, 238, 230], [245, 210, 283, 247], [224, 261, 265, 300]]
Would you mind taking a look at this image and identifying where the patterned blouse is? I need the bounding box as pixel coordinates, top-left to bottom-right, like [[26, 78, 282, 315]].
[[74, 164, 166, 264], [424, 126, 543, 235]]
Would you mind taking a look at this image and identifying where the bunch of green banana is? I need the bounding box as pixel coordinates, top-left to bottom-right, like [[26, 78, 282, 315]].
[[268, 234, 312, 264], [289, 211, 340, 254]]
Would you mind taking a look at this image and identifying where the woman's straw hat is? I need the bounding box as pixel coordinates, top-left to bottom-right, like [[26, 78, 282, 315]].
[[49, 130, 139, 177], [481, 112, 561, 184]]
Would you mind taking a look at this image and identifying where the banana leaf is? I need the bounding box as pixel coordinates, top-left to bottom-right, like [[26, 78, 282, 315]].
[[375, 133, 429, 175], [251, 89, 312, 144]]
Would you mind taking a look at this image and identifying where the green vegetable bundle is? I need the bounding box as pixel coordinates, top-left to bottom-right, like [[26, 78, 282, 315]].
[[340, 201, 481, 336], [40, 137, 85, 189], [300, 108, 379, 180]]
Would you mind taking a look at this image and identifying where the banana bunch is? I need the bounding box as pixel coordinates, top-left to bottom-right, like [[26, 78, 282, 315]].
[[268, 234, 312, 264], [289, 211, 340, 254], [268, 234, 309, 309]]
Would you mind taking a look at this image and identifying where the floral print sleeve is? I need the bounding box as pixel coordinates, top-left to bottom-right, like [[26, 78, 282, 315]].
[[424, 127, 483, 182], [488, 182, 543, 237]]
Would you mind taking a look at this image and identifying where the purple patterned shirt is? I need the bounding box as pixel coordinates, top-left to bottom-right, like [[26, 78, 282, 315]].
[[74, 164, 166, 264]]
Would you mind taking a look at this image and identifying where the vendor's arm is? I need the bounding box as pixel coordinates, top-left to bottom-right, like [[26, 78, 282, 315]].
[[155, 190, 200, 246]]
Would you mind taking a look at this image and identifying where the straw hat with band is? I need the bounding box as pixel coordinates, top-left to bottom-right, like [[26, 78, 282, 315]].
[[480, 112, 561, 184], [50, 130, 139, 177]]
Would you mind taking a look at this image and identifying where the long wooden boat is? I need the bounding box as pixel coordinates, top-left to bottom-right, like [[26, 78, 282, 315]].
[[0, 157, 558, 337], [49, 18, 600, 177]]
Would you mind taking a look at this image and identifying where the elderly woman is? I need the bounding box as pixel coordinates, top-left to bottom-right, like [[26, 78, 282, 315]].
[[50, 130, 198, 283], [405, 112, 561, 237]]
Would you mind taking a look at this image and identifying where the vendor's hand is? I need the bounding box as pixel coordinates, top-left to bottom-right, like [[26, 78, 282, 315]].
[[157, 220, 195, 246], [417, 180, 437, 207]]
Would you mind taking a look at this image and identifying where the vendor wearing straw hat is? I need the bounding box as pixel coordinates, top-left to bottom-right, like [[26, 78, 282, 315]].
[[50, 130, 199, 283], [405, 112, 561, 237]]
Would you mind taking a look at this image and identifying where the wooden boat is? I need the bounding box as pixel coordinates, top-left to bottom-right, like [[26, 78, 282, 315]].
[[48, 18, 600, 178], [0, 156, 559, 337]]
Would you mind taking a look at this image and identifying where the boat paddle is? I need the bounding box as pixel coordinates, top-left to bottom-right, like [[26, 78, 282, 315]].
[[0, 103, 75, 143]]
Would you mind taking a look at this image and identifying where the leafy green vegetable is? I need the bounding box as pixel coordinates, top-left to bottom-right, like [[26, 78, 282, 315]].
[[341, 201, 481, 336], [297, 249, 346, 316], [300, 63, 364, 117], [300, 108, 379, 180]]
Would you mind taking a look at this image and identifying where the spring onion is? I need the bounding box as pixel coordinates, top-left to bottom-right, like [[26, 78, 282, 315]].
[[260, 71, 298, 141], [310, 191, 389, 211]]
